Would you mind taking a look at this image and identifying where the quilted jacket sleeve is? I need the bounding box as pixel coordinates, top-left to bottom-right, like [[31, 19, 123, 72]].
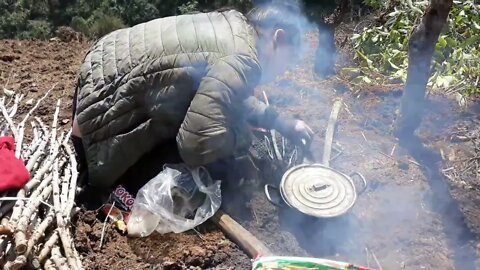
[[176, 54, 261, 166], [242, 95, 280, 130]]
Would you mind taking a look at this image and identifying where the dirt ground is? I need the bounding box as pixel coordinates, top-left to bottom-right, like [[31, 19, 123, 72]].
[[1, 25, 479, 270]]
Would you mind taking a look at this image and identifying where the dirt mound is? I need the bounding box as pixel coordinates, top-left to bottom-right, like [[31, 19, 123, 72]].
[[73, 211, 249, 269]]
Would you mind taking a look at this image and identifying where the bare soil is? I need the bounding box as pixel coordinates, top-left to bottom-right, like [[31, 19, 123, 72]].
[[1, 27, 479, 270]]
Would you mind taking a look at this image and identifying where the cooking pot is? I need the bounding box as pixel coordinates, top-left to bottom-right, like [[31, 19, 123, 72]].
[[264, 163, 367, 218]]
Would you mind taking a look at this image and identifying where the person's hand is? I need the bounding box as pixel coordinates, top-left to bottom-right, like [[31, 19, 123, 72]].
[[291, 120, 314, 148], [274, 117, 314, 148]]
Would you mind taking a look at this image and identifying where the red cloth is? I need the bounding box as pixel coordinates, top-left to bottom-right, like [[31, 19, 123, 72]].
[[0, 137, 30, 191]]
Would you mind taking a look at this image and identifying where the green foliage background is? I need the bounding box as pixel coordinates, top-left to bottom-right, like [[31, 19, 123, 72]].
[[0, 0, 255, 40], [346, 0, 480, 95]]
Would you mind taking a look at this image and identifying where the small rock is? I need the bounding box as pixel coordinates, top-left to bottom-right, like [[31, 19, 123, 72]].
[[61, 119, 70, 125], [25, 99, 34, 106]]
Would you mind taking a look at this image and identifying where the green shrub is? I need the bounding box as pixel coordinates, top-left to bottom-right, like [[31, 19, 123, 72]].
[[346, 0, 480, 95], [89, 13, 125, 38], [19, 19, 53, 39], [179, 0, 199, 14], [70, 16, 90, 36]]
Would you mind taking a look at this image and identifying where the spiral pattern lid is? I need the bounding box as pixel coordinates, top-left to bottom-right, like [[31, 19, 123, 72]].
[[280, 164, 357, 218]]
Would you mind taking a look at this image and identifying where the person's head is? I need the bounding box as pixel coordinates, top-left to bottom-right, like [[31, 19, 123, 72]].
[[247, 1, 305, 84]]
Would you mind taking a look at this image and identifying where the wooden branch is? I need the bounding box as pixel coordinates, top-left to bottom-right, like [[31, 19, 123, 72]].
[[211, 210, 273, 258], [32, 229, 59, 268], [323, 99, 343, 166], [29, 209, 55, 252], [58, 227, 79, 270], [51, 246, 70, 270], [62, 142, 78, 219], [44, 259, 57, 270], [15, 84, 56, 159], [50, 99, 61, 156], [9, 189, 26, 228], [15, 185, 52, 254], [0, 99, 18, 138]]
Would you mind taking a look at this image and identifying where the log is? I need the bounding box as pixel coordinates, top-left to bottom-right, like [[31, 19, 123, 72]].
[[211, 210, 273, 258]]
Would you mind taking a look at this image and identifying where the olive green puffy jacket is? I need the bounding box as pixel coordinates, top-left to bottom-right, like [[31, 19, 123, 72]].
[[75, 10, 277, 188]]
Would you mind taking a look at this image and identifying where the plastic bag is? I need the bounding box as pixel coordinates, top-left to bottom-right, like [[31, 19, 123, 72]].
[[127, 163, 221, 237]]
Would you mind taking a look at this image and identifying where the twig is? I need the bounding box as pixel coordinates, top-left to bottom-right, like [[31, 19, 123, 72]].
[[62, 142, 78, 219], [100, 201, 115, 249], [361, 131, 369, 144], [0, 99, 18, 138], [15, 84, 56, 159], [51, 246, 70, 270], [323, 99, 343, 166], [390, 144, 397, 156], [32, 229, 59, 268], [408, 159, 421, 167], [370, 249, 383, 270], [262, 91, 283, 161]]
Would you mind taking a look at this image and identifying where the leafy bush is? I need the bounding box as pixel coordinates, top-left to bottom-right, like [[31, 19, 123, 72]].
[[346, 0, 480, 95], [19, 20, 53, 40], [70, 16, 90, 36], [179, 0, 199, 14], [89, 12, 126, 38]]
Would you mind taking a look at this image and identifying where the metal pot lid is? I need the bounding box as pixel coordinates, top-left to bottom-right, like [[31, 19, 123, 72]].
[[280, 164, 357, 218]]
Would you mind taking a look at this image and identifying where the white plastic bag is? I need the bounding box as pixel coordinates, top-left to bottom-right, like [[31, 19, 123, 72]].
[[127, 163, 221, 237]]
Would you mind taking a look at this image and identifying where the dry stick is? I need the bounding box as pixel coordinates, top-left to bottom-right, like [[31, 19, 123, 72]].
[[322, 99, 343, 167], [25, 131, 64, 192], [66, 228, 84, 270], [14, 185, 53, 255], [0, 99, 18, 138], [8, 189, 26, 228], [24, 122, 41, 159], [60, 164, 71, 213], [390, 144, 397, 156], [51, 246, 70, 270], [52, 160, 78, 270], [52, 160, 64, 228], [28, 209, 55, 260], [100, 201, 115, 249], [58, 227, 79, 270], [262, 91, 283, 161], [50, 99, 61, 156], [7, 94, 23, 119], [25, 150, 58, 192], [8, 255, 27, 270], [62, 142, 78, 219], [44, 259, 57, 270], [370, 249, 383, 270], [15, 85, 56, 159], [32, 229, 59, 268], [35, 117, 49, 137], [26, 134, 49, 172]]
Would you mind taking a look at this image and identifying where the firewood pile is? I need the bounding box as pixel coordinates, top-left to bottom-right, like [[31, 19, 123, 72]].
[[0, 87, 83, 269]]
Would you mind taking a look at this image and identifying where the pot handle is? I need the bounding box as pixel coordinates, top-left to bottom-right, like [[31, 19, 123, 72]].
[[349, 172, 368, 195], [264, 184, 283, 207]]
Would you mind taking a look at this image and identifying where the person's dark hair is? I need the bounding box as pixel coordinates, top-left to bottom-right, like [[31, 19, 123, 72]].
[[247, 0, 305, 47]]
